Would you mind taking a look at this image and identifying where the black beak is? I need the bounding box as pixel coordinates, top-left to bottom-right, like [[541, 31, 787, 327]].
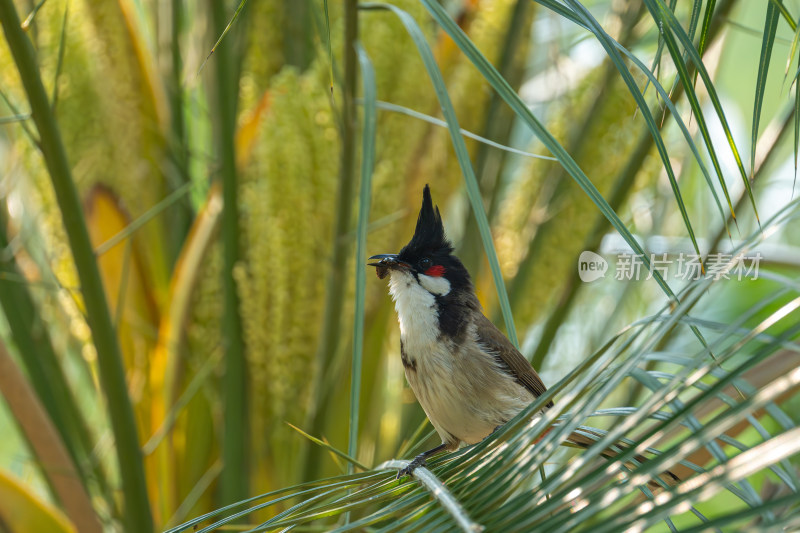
[[367, 254, 409, 269], [368, 254, 409, 280]]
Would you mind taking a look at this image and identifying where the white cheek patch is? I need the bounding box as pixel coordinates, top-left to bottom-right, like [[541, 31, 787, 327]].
[[418, 273, 451, 296], [388, 269, 439, 342]]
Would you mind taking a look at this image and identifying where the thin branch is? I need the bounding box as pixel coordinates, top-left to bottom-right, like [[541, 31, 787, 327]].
[[364, 100, 555, 161], [378, 460, 485, 533], [303, 0, 360, 480]]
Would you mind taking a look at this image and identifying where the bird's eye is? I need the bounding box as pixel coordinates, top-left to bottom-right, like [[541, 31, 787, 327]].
[[419, 258, 432, 270]]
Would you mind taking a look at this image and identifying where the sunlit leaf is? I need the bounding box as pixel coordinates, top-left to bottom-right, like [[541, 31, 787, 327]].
[[0, 470, 77, 533]]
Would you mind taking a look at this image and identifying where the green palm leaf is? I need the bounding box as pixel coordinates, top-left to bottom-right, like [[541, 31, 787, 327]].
[[644, 0, 761, 227], [752, 0, 781, 178], [5, 1, 800, 532]]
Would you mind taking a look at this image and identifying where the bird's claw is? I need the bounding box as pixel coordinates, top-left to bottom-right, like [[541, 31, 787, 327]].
[[396, 454, 427, 480]]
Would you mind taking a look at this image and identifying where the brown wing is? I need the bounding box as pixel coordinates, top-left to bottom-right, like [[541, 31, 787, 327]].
[[474, 314, 553, 407]]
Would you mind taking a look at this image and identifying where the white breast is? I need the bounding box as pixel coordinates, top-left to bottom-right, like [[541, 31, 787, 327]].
[[388, 269, 533, 447]]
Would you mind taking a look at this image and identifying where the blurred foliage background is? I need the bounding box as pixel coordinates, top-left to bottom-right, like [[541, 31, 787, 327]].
[[1, 0, 800, 531]]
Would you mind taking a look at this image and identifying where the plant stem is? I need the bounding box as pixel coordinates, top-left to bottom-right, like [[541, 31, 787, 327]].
[[349, 41, 376, 482], [207, 0, 249, 506], [0, 2, 153, 531], [304, 0, 359, 480], [166, 0, 192, 265]]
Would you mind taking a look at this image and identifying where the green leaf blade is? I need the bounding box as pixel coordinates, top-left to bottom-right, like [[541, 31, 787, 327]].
[[752, 1, 781, 177], [348, 41, 377, 477]]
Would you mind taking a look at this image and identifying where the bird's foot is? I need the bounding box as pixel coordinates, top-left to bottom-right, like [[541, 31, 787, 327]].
[[396, 453, 427, 480]]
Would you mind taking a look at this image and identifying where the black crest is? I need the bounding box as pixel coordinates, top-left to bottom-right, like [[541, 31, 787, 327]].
[[401, 185, 453, 257]]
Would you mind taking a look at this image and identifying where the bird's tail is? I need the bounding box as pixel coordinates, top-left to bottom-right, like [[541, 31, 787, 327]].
[[536, 426, 685, 490]]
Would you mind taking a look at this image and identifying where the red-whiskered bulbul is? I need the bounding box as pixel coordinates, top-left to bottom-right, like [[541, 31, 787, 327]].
[[369, 185, 681, 484]]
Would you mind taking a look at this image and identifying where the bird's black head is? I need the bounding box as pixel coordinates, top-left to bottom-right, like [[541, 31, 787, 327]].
[[400, 184, 453, 259], [368, 185, 471, 293]]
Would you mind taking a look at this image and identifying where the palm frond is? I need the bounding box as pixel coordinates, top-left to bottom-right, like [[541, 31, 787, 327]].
[[169, 201, 800, 532]]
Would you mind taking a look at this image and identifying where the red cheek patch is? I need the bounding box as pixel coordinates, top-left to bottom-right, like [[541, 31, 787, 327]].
[[425, 265, 446, 277]]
